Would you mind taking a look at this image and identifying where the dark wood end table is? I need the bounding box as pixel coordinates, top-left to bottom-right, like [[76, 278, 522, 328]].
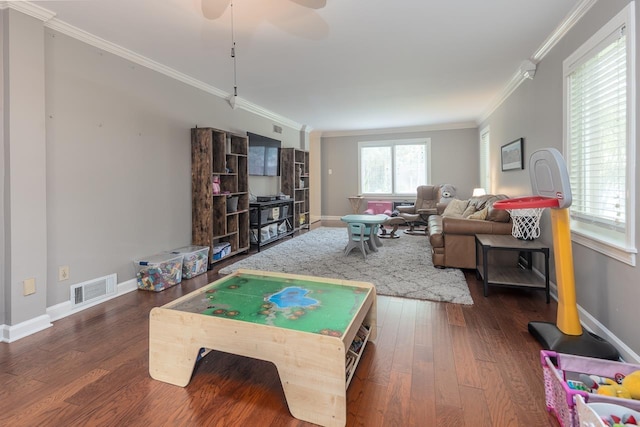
[[475, 234, 550, 303]]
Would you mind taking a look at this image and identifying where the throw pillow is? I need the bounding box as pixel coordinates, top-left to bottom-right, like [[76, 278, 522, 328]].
[[442, 199, 469, 217], [462, 205, 476, 218], [468, 206, 488, 220]]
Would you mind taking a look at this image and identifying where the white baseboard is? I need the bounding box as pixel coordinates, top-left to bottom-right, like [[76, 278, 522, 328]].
[[1, 314, 52, 343], [47, 278, 137, 322], [535, 268, 639, 363], [0, 278, 138, 343]]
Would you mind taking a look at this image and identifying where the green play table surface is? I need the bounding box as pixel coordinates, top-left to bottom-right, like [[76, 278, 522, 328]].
[[171, 272, 369, 337]]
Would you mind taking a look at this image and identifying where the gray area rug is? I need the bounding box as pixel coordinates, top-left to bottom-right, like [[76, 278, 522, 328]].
[[219, 227, 473, 305]]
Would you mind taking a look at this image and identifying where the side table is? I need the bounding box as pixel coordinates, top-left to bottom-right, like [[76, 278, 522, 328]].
[[475, 234, 550, 303]]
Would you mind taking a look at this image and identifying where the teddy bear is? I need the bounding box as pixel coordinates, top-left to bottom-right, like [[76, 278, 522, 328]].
[[439, 184, 457, 205]]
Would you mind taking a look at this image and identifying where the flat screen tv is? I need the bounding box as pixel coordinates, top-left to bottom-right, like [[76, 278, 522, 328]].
[[248, 132, 281, 176]]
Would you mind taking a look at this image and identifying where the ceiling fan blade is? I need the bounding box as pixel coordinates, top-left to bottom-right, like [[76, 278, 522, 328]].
[[288, 0, 327, 9], [269, 7, 329, 40], [201, 0, 229, 20]]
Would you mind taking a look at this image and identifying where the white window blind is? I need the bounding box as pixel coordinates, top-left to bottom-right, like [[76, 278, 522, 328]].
[[563, 1, 636, 266], [567, 28, 626, 231]]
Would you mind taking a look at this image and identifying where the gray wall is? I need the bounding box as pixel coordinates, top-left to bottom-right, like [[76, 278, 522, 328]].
[[320, 128, 480, 217], [2, 9, 48, 326], [480, 0, 640, 354], [2, 8, 305, 328]]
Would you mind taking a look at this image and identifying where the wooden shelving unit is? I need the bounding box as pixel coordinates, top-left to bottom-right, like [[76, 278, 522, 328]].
[[191, 127, 250, 266], [281, 148, 309, 230], [249, 199, 294, 251]]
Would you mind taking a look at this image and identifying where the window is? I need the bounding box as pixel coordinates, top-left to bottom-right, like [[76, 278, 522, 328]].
[[480, 126, 491, 192], [359, 138, 431, 196], [563, 3, 636, 265]]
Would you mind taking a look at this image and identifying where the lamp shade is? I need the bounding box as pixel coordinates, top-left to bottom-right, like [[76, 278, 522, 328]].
[[472, 188, 486, 197]]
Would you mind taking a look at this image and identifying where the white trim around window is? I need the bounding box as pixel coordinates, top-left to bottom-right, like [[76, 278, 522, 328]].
[[562, 2, 637, 266]]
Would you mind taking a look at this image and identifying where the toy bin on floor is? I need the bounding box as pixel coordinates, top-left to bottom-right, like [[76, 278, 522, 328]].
[[575, 394, 640, 427], [169, 245, 209, 279], [540, 350, 640, 427], [134, 253, 183, 292], [212, 242, 231, 261]]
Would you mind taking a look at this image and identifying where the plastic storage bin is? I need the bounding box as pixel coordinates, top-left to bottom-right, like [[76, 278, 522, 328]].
[[250, 209, 269, 225], [169, 245, 209, 279], [227, 196, 239, 213], [540, 350, 640, 427], [134, 253, 183, 292], [269, 207, 280, 220], [213, 242, 231, 260], [576, 394, 640, 427]]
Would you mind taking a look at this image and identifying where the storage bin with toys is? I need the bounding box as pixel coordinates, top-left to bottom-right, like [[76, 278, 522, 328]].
[[540, 350, 640, 427], [169, 245, 209, 279], [134, 253, 183, 292]]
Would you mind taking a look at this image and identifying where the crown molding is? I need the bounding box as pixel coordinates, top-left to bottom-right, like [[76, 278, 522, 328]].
[[478, 0, 598, 125], [39, 11, 307, 132], [320, 121, 477, 138], [1, 0, 56, 21], [225, 95, 305, 131], [478, 70, 526, 124], [532, 0, 599, 61], [45, 18, 231, 100]]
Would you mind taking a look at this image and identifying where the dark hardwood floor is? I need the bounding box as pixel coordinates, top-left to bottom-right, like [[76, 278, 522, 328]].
[[0, 237, 561, 426]]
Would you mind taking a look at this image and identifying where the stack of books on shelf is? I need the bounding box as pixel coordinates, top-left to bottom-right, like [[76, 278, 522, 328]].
[[345, 325, 371, 384]]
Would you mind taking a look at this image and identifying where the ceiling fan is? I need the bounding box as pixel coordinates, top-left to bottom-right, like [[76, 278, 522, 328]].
[[201, 0, 328, 21]]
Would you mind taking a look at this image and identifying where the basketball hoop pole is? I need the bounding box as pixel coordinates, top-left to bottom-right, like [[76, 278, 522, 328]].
[[549, 208, 582, 335]]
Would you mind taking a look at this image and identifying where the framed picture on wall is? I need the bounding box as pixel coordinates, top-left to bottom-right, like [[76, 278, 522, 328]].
[[501, 138, 524, 171]]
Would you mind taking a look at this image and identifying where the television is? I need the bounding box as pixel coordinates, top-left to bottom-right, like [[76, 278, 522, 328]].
[[248, 132, 281, 176]]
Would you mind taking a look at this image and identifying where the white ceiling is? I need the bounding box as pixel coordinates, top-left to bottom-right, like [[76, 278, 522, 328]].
[[26, 0, 583, 133]]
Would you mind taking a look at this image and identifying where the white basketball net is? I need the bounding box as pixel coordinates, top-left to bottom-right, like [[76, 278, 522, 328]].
[[505, 207, 544, 240]]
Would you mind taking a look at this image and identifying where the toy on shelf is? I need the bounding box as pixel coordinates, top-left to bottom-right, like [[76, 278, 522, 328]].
[[212, 175, 220, 195]]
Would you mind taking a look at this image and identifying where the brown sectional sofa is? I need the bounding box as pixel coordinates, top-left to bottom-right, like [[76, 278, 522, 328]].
[[427, 194, 515, 269]]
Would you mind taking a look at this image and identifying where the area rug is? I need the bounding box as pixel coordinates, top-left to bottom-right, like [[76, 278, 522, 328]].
[[219, 227, 473, 305]]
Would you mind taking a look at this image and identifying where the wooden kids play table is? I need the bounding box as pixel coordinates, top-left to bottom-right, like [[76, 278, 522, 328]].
[[149, 269, 377, 427]]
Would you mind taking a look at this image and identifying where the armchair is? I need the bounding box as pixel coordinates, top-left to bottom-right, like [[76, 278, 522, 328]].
[[397, 185, 441, 235]]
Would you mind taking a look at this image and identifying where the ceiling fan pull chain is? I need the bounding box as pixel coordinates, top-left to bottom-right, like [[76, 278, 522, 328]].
[[230, 0, 238, 97]]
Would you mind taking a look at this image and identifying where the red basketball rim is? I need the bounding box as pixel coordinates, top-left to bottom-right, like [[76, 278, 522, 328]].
[[493, 196, 560, 210]]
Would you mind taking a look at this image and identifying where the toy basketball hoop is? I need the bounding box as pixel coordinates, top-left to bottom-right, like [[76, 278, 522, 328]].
[[502, 147, 619, 360], [493, 196, 559, 241]]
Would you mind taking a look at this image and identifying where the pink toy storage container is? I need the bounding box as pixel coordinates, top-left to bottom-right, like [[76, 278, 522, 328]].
[[364, 200, 393, 215], [540, 350, 640, 427]]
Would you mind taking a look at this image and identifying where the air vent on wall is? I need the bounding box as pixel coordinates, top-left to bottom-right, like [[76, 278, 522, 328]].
[[273, 125, 282, 134], [70, 273, 117, 308]]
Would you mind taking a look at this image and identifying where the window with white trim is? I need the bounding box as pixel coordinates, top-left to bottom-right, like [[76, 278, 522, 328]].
[[563, 3, 636, 265], [480, 126, 491, 192], [358, 138, 431, 196]]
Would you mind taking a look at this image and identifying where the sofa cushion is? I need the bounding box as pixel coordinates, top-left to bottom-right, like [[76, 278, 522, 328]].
[[442, 199, 468, 217], [486, 195, 511, 222], [468, 206, 488, 220], [462, 205, 476, 218]]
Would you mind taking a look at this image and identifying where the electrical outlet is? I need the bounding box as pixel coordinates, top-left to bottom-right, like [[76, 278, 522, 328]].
[[23, 278, 36, 296], [59, 265, 70, 281]]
